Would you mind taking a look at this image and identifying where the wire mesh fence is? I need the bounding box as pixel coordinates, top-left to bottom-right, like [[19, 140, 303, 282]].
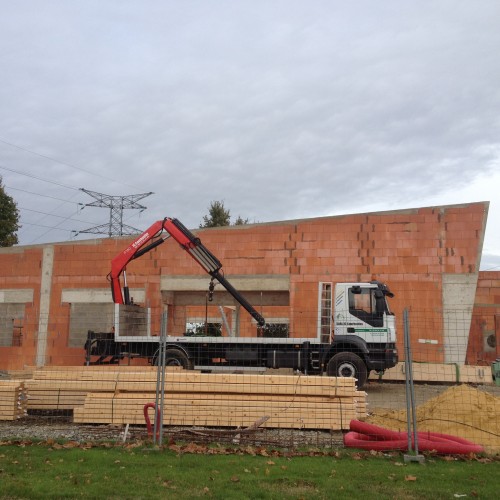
[[0, 306, 499, 453]]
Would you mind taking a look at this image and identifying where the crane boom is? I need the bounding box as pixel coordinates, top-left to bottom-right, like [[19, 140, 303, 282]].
[[109, 217, 265, 327]]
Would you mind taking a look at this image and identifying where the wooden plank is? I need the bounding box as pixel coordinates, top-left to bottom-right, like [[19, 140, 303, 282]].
[[78, 391, 359, 407], [73, 407, 356, 429], [74, 404, 357, 422], [75, 404, 358, 421], [31, 368, 353, 387], [369, 362, 494, 384], [36, 365, 157, 371], [0, 382, 25, 390], [26, 377, 359, 397], [130, 379, 356, 396], [27, 380, 121, 391]]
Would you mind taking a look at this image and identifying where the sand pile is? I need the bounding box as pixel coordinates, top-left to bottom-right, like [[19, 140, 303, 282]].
[[366, 385, 500, 453]]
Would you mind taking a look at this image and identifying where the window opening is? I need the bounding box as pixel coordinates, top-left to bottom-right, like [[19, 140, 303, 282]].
[[261, 322, 289, 338]]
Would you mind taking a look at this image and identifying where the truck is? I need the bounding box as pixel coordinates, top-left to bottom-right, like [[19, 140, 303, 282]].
[[84, 217, 398, 387]]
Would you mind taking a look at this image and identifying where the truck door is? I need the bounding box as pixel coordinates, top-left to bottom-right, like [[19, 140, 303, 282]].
[[348, 287, 383, 327], [346, 285, 389, 343]]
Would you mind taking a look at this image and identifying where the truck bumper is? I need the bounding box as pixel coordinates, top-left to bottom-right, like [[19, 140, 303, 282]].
[[366, 345, 398, 372]]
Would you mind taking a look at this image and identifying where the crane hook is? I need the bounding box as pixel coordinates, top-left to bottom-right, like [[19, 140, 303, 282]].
[[208, 278, 215, 302]]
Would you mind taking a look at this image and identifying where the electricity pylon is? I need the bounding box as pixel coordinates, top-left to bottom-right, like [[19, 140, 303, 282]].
[[76, 189, 153, 237]]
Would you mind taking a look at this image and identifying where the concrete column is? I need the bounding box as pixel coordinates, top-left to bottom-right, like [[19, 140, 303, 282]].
[[233, 305, 240, 337], [36, 245, 54, 366], [442, 273, 478, 364]]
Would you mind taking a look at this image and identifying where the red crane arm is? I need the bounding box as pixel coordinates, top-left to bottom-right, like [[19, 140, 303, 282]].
[[108, 218, 265, 327]]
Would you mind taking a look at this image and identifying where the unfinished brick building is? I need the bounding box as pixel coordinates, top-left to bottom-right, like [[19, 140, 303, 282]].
[[0, 201, 498, 372]]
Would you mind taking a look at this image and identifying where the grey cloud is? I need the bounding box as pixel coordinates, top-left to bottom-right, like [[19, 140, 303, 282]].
[[0, 1, 499, 268]]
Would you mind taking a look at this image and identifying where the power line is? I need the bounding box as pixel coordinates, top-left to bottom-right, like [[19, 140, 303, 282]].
[[2, 163, 153, 241], [0, 136, 150, 191], [6, 184, 81, 204], [19, 220, 76, 231], [7, 182, 146, 231], [0, 135, 159, 243], [16, 196, 86, 244], [0, 164, 79, 190], [482, 264, 500, 271], [28, 208, 84, 244], [8, 182, 149, 243], [20, 206, 98, 225]]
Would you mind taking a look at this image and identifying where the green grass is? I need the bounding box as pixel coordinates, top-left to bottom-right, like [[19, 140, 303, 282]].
[[0, 442, 498, 499]]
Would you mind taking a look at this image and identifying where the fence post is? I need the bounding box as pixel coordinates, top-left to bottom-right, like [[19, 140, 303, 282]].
[[403, 308, 425, 463], [153, 311, 168, 446]]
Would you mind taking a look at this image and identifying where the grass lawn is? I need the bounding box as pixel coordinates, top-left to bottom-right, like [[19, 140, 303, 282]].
[[0, 441, 498, 499]]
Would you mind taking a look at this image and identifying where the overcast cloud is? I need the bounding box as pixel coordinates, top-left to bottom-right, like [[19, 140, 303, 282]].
[[1, 1, 499, 270]]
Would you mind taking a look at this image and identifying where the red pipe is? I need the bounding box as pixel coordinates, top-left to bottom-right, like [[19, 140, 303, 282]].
[[344, 432, 408, 451], [344, 420, 484, 454], [143, 403, 161, 440]]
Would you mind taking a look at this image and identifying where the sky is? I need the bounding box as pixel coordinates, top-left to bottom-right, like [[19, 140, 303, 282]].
[[0, 1, 499, 270]]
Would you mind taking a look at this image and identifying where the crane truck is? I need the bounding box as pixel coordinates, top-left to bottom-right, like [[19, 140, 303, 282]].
[[84, 217, 398, 387]]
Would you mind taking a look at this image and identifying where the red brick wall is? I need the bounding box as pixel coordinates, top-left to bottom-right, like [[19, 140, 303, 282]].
[[0, 248, 42, 370], [0, 202, 490, 370]]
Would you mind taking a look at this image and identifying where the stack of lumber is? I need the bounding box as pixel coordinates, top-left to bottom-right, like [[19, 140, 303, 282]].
[[72, 371, 366, 430], [22, 366, 366, 430], [0, 380, 27, 420], [25, 366, 159, 411], [4, 367, 35, 380], [369, 362, 494, 384]]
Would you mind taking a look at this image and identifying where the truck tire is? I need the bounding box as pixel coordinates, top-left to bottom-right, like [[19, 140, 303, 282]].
[[326, 352, 368, 388], [153, 348, 193, 370]]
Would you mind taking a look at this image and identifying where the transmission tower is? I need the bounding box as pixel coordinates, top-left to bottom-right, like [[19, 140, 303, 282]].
[[76, 189, 153, 237]]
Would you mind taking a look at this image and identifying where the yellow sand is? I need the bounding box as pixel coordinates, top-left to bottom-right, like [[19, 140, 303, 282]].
[[366, 385, 500, 454]]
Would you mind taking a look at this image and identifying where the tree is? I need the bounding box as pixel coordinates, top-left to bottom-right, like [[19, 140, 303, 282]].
[[200, 200, 251, 228], [234, 215, 250, 225], [199, 200, 231, 228], [0, 177, 20, 247]]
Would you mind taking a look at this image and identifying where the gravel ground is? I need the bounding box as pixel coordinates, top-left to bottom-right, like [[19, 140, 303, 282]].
[[0, 415, 344, 449]]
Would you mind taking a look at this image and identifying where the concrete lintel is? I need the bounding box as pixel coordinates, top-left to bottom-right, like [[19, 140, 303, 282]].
[[163, 290, 289, 307], [0, 289, 34, 304], [61, 288, 145, 304], [161, 274, 290, 292]]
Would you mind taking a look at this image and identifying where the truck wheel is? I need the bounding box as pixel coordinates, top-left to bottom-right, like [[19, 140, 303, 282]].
[[153, 348, 193, 370], [326, 352, 368, 388]]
